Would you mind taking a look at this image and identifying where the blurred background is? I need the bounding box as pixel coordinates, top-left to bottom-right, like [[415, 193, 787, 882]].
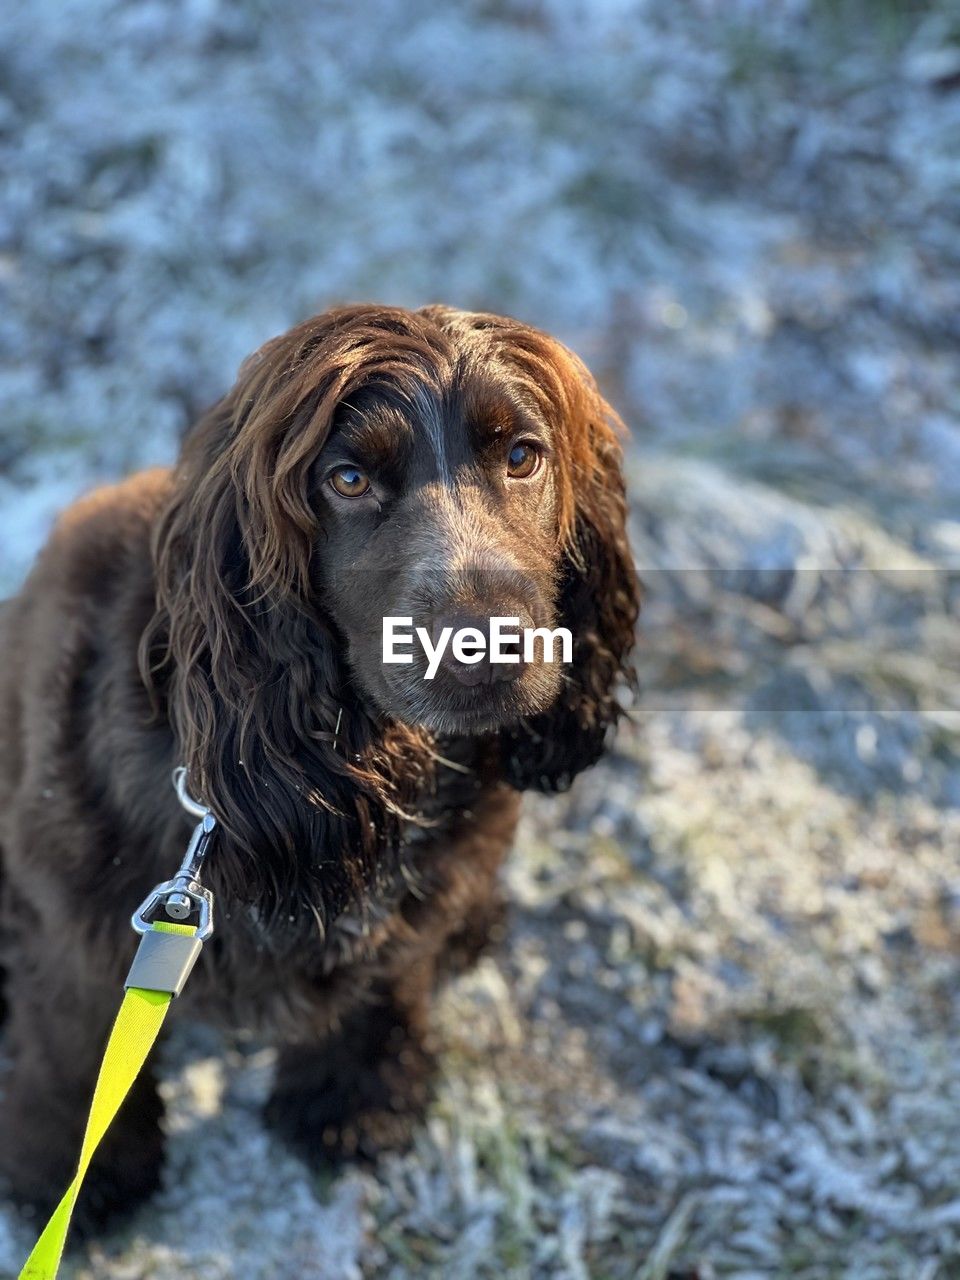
[[1, 1, 959, 1277]]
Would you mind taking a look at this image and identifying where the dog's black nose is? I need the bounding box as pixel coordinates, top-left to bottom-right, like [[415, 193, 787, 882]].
[[429, 614, 525, 687]]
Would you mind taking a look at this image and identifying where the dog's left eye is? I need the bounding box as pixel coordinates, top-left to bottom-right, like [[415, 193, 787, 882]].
[[506, 442, 541, 479], [329, 466, 371, 498]]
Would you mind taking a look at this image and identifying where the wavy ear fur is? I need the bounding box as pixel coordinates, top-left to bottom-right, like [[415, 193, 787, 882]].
[[139, 307, 438, 928], [483, 323, 641, 791]]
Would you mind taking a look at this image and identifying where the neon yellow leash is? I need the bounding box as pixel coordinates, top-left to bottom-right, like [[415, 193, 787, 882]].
[[18, 772, 217, 1280], [18, 921, 196, 1279]]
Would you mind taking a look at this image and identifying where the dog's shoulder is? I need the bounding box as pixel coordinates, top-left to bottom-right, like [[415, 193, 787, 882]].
[[2, 466, 174, 713], [38, 467, 174, 596], [0, 467, 176, 809]]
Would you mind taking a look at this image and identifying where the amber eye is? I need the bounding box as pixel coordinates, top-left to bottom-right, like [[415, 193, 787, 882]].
[[506, 442, 541, 479], [329, 465, 371, 498]]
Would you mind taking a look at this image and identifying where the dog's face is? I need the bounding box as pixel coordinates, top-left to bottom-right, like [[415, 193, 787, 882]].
[[147, 304, 639, 861], [313, 373, 565, 735]]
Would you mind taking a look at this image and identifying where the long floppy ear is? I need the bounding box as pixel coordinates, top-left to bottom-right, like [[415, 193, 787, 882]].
[[495, 330, 640, 791], [139, 307, 435, 926]]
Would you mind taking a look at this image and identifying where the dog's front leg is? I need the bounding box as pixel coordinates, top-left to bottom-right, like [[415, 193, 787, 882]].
[[0, 937, 166, 1235], [263, 960, 437, 1169]]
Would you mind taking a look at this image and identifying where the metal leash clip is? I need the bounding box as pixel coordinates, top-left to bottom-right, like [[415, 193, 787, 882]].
[[126, 767, 217, 996]]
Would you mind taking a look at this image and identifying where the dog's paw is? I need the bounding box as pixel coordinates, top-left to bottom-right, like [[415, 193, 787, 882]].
[[2, 1149, 162, 1245], [264, 1055, 432, 1170], [0, 1115, 165, 1243], [68, 1146, 165, 1241]]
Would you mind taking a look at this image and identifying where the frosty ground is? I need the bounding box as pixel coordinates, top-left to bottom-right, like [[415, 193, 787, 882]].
[[1, 1, 959, 1276]]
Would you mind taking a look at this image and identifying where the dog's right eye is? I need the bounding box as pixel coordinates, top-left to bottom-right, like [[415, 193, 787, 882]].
[[329, 466, 371, 498]]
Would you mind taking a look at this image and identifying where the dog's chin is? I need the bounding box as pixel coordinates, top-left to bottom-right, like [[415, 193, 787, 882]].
[[364, 666, 560, 737]]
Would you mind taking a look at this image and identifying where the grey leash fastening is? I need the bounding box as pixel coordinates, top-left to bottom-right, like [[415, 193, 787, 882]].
[[127, 767, 217, 996]]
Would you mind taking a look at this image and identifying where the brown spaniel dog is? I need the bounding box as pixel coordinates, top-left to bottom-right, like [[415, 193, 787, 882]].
[[0, 304, 638, 1230]]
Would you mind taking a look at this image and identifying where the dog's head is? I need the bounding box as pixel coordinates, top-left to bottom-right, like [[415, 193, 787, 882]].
[[142, 305, 638, 895]]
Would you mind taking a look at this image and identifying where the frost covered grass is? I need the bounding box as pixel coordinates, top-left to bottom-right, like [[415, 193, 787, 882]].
[[2, 0, 959, 1276]]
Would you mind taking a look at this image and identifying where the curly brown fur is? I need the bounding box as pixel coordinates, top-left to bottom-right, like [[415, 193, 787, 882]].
[[0, 303, 638, 1231]]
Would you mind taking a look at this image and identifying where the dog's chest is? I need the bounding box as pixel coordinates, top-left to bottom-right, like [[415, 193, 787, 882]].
[[187, 754, 499, 1025]]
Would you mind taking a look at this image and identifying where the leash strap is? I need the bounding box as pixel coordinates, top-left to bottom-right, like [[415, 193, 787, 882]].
[[18, 921, 197, 1280], [19, 772, 217, 1279]]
